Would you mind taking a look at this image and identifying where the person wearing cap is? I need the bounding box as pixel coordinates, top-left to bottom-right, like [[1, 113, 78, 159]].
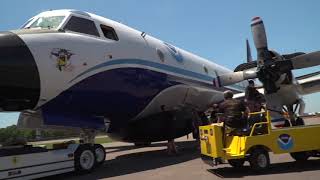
[[245, 80, 264, 112], [209, 103, 219, 123], [218, 90, 247, 129]]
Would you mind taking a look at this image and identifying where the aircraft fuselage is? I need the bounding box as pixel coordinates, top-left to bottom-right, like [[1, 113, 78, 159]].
[[2, 10, 246, 142]]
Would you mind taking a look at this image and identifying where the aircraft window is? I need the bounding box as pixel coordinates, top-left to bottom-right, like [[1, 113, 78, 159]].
[[156, 48, 165, 62], [203, 66, 208, 74], [29, 16, 65, 29], [100, 25, 119, 41], [64, 16, 99, 37]]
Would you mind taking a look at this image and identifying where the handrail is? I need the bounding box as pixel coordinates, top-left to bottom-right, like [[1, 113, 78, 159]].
[[249, 122, 269, 136], [248, 111, 266, 115], [248, 111, 271, 136]]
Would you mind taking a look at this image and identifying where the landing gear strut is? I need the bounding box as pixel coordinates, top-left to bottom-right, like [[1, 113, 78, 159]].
[[80, 129, 97, 144], [283, 99, 305, 126], [79, 129, 106, 167]]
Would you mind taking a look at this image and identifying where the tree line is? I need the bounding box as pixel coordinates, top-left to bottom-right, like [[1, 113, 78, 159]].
[[0, 125, 78, 144]]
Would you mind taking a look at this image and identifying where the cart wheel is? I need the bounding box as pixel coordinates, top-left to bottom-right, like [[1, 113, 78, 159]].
[[228, 159, 245, 168], [94, 144, 106, 167], [249, 149, 270, 171], [75, 144, 96, 173], [290, 151, 310, 162]]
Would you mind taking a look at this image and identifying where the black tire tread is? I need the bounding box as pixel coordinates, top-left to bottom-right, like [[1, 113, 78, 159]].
[[94, 144, 106, 167], [249, 148, 270, 171], [74, 144, 96, 173]]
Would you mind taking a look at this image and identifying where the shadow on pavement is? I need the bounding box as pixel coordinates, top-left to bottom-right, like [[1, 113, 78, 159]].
[[43, 140, 199, 180], [209, 159, 320, 178], [105, 141, 171, 154]]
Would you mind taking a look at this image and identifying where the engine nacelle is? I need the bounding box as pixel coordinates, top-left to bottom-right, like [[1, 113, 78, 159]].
[[234, 61, 257, 72], [109, 109, 194, 142]]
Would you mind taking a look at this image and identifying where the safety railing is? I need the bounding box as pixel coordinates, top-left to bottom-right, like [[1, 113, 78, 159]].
[[248, 111, 271, 136]]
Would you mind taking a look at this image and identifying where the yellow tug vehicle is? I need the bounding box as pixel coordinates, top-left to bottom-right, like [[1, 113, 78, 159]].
[[200, 111, 320, 171]]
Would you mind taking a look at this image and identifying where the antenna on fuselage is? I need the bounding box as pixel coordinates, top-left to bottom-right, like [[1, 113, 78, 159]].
[[141, 32, 147, 38]]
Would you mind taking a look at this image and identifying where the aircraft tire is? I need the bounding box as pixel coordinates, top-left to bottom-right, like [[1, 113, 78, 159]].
[[94, 144, 106, 167], [74, 144, 96, 173]]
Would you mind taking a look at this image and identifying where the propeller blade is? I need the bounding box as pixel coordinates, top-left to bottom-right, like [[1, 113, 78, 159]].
[[251, 17, 268, 50], [212, 70, 257, 87], [290, 51, 320, 69], [282, 52, 305, 59], [246, 39, 253, 63], [251, 17, 272, 66]]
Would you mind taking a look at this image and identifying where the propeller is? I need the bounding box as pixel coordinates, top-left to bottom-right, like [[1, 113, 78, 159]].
[[213, 17, 320, 94]]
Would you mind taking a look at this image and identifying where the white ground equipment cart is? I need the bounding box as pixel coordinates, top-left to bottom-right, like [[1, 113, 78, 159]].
[[0, 143, 106, 180]]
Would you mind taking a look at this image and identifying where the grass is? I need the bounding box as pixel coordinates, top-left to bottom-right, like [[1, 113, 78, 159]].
[[94, 136, 113, 144], [30, 136, 112, 149]]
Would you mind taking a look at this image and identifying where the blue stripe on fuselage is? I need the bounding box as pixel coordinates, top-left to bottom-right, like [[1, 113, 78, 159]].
[[71, 59, 211, 83], [70, 59, 245, 91]]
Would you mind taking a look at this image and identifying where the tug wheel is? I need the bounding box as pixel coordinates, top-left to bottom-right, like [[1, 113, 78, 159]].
[[290, 151, 310, 162], [228, 159, 245, 168], [94, 144, 106, 166], [249, 149, 270, 171], [75, 144, 96, 173]]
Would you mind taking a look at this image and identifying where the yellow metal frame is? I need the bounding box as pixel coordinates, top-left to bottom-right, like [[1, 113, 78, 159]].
[[200, 111, 320, 161]]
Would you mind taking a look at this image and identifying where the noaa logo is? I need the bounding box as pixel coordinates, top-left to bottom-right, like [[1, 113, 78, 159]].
[[164, 42, 183, 63], [277, 134, 293, 150]]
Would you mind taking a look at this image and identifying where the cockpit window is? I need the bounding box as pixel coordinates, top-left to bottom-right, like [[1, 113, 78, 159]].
[[100, 25, 119, 41], [29, 16, 65, 29], [20, 18, 34, 29], [63, 16, 99, 37]]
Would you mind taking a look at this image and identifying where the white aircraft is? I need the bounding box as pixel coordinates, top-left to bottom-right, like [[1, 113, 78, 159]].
[[0, 10, 318, 144]]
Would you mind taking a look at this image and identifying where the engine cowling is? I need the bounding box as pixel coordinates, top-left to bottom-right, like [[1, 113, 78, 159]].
[[109, 109, 194, 142], [234, 61, 257, 72]]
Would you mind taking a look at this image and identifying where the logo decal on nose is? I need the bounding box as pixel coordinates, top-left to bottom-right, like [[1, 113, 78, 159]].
[[50, 48, 74, 71], [164, 42, 183, 63]]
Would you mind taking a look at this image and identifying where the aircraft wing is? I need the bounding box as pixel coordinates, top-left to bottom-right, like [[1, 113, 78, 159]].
[[233, 71, 320, 99], [233, 87, 265, 99], [297, 71, 320, 95]]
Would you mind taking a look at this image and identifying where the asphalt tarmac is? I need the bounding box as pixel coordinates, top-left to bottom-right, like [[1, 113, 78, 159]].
[[44, 116, 320, 180]]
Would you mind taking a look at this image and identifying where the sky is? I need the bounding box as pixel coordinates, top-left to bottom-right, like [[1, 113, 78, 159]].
[[0, 0, 320, 128]]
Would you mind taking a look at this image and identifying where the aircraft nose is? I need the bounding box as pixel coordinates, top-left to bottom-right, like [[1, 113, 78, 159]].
[[0, 31, 40, 111]]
